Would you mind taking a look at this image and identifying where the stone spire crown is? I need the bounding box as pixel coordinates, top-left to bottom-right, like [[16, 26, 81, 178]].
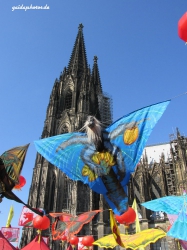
[[67, 23, 88, 77], [91, 55, 102, 94]]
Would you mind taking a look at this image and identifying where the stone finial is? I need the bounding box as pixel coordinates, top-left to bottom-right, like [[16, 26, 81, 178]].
[[78, 23, 84, 31], [93, 56, 98, 63]]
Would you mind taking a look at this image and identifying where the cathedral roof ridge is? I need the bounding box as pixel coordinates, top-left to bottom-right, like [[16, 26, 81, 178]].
[[145, 141, 170, 148]]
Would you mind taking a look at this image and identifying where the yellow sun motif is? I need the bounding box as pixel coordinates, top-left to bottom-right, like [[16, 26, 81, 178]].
[[82, 151, 116, 182], [123, 126, 139, 145]]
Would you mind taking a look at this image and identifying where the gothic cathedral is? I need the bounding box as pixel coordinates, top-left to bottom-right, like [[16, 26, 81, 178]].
[[20, 24, 112, 249]]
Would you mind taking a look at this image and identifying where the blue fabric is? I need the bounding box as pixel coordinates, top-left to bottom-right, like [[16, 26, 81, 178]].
[[34, 100, 170, 215], [142, 195, 187, 241], [142, 195, 187, 215], [167, 208, 187, 241]]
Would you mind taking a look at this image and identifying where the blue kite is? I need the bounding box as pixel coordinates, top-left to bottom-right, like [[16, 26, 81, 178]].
[[34, 100, 170, 215], [142, 193, 187, 241]]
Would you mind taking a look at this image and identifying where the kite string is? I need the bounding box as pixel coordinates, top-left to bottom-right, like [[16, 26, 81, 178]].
[[171, 91, 187, 100]]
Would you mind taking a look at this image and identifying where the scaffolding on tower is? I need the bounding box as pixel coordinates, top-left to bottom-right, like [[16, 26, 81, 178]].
[[98, 91, 113, 128]]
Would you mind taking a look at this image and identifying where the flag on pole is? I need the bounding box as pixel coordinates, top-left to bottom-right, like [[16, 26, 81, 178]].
[[132, 199, 144, 250], [1, 227, 20, 242], [132, 199, 141, 233], [109, 209, 125, 247], [6, 205, 14, 227]]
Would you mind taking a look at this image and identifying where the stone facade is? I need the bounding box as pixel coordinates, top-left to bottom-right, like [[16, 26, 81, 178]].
[[20, 24, 112, 249]]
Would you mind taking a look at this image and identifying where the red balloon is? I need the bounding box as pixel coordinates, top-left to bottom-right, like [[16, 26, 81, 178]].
[[69, 235, 79, 246], [14, 176, 26, 190], [82, 236, 94, 247], [33, 215, 50, 230], [115, 207, 136, 225], [61, 234, 67, 241], [178, 12, 187, 42]]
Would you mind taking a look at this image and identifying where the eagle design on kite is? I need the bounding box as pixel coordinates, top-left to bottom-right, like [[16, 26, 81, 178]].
[[34, 101, 170, 215]]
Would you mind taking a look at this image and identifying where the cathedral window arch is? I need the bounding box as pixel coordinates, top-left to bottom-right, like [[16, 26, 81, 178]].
[[62, 176, 71, 210], [49, 174, 56, 211], [61, 124, 69, 134], [65, 89, 72, 109]]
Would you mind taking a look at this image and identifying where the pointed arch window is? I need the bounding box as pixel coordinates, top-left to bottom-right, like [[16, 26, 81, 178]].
[[61, 124, 69, 134], [62, 176, 71, 210], [49, 175, 56, 211], [65, 90, 72, 109]]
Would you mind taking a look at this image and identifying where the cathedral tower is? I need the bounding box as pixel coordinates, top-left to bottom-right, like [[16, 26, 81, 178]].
[[20, 24, 112, 249]]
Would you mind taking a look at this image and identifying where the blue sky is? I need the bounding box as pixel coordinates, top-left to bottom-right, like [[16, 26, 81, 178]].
[[0, 0, 187, 246]]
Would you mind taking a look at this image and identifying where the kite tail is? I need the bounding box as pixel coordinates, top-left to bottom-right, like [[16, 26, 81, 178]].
[[2, 190, 43, 216]]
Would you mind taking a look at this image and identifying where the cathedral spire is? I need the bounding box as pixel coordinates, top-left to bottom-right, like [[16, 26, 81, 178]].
[[91, 56, 103, 94], [67, 23, 88, 78]]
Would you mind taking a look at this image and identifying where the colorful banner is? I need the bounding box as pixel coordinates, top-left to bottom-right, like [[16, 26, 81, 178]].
[[1, 227, 20, 242], [109, 209, 125, 247], [132, 199, 141, 233], [18, 206, 39, 227], [6, 205, 14, 227], [132, 199, 144, 250]]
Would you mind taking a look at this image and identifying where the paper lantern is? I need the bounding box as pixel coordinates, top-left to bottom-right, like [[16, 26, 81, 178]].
[[61, 234, 67, 241], [14, 175, 26, 190], [178, 12, 187, 42], [33, 215, 50, 230], [115, 207, 136, 225], [60, 234, 67, 246], [69, 235, 79, 247], [82, 235, 94, 247]]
